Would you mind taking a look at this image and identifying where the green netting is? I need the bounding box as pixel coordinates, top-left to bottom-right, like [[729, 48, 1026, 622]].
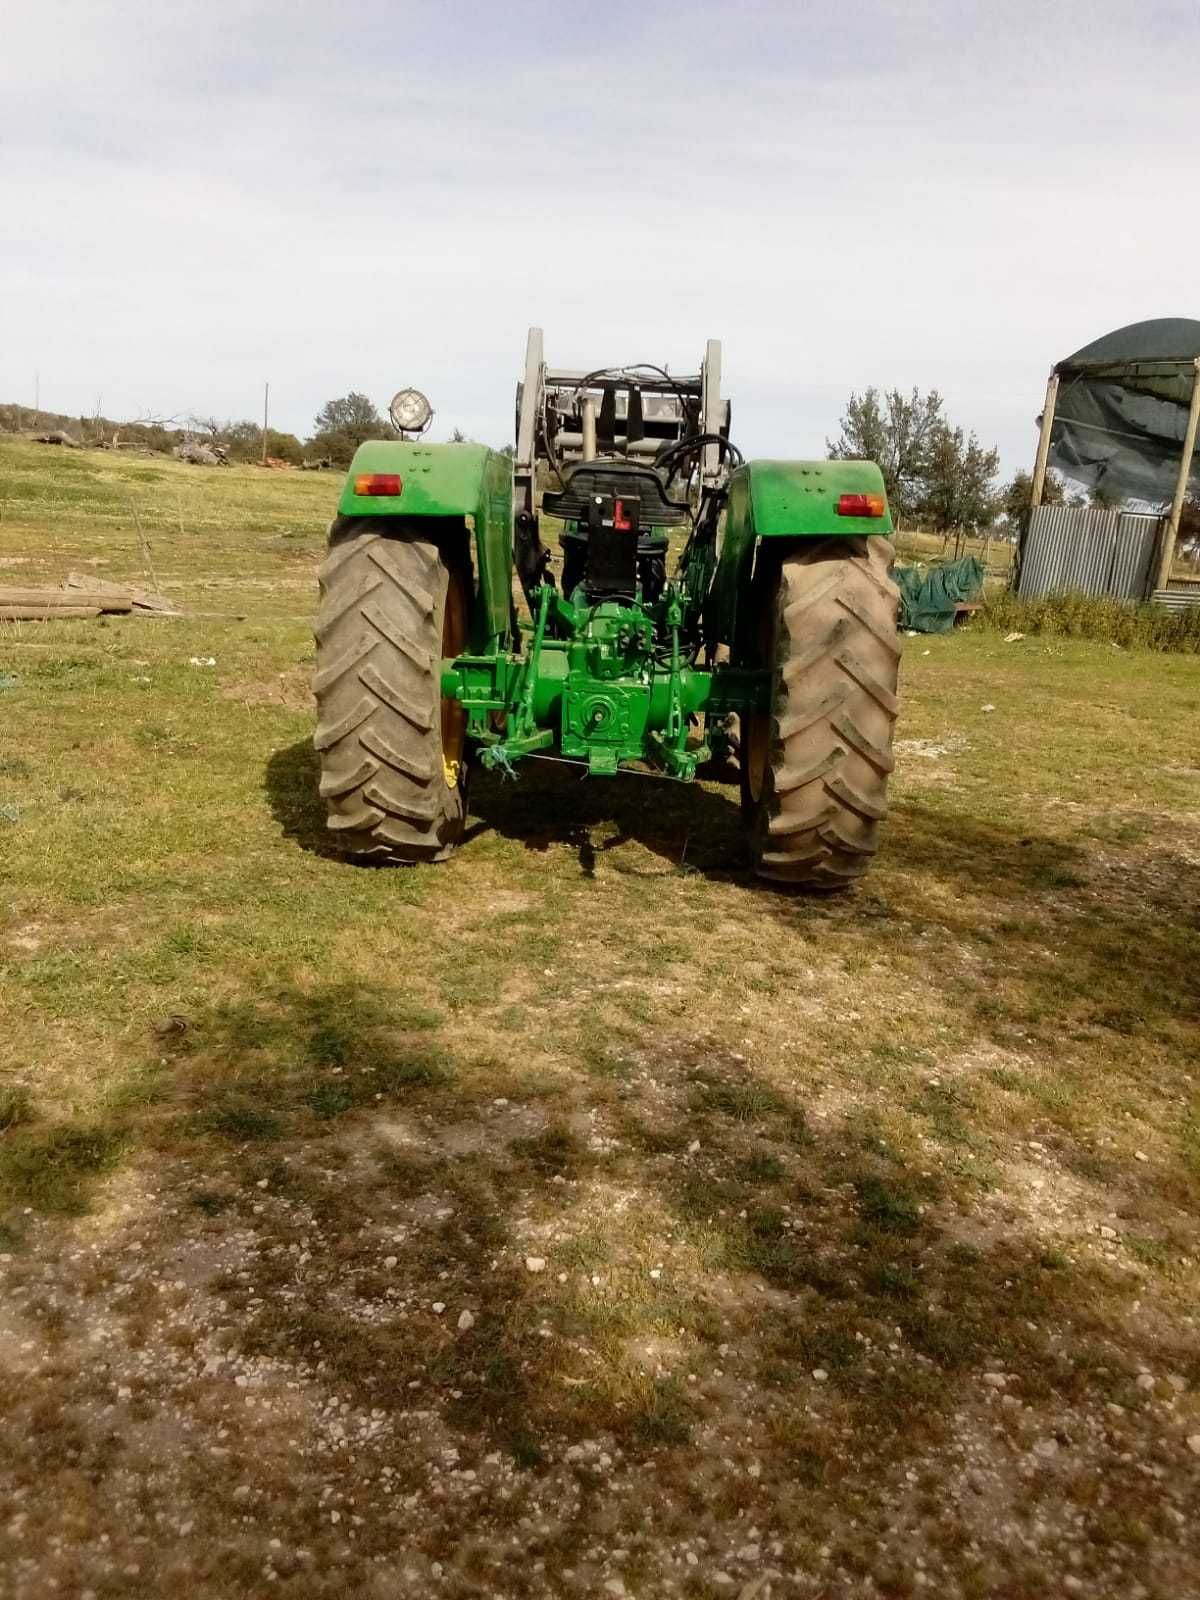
[[895, 556, 984, 634]]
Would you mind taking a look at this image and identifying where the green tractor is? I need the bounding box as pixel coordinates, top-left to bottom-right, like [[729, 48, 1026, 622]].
[[313, 331, 900, 888]]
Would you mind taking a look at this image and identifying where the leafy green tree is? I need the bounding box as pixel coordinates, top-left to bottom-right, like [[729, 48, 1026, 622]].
[[1000, 467, 1067, 532], [827, 387, 944, 522], [219, 420, 304, 465], [921, 424, 1000, 532], [1088, 482, 1123, 511], [309, 392, 387, 466]]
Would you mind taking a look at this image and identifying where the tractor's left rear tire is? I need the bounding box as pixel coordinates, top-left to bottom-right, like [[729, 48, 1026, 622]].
[[313, 519, 470, 864]]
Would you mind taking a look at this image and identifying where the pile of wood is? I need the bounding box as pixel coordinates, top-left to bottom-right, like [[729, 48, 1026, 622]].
[[172, 441, 229, 467], [0, 574, 180, 622]]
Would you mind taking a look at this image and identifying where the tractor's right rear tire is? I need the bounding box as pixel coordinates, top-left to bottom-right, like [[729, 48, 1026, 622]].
[[741, 536, 900, 889], [313, 519, 469, 864]]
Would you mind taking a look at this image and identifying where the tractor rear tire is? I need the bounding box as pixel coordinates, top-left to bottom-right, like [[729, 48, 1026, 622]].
[[741, 536, 900, 890], [313, 519, 469, 864]]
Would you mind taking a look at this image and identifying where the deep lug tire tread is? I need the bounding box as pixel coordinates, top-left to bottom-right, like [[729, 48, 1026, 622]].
[[746, 536, 900, 890], [313, 519, 466, 864]]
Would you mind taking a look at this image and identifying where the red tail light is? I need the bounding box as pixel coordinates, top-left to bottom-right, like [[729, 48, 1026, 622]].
[[354, 473, 403, 496], [836, 492, 886, 518]]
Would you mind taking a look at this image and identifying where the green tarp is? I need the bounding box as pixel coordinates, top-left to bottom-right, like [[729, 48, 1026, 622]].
[[895, 556, 984, 634]]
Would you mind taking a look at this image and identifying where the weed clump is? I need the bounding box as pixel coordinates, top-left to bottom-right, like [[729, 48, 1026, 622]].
[[0, 1085, 36, 1132], [980, 588, 1200, 652], [0, 1121, 125, 1213]]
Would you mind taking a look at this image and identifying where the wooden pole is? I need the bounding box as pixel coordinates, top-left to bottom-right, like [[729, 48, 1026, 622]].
[[261, 382, 270, 465], [0, 605, 103, 621], [1152, 356, 1200, 595], [1030, 371, 1060, 508], [1014, 369, 1061, 593]]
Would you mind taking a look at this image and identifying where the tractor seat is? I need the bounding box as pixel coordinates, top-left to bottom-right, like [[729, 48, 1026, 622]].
[[542, 460, 692, 529]]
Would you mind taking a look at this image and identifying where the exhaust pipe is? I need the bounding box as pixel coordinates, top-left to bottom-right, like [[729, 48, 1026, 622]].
[[580, 397, 597, 461]]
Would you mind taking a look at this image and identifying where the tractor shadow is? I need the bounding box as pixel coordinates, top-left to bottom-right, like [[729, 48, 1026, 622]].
[[264, 737, 750, 881], [465, 760, 749, 881], [263, 739, 349, 861]]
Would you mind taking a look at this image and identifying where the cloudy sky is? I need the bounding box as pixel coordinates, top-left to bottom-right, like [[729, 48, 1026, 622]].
[[2, 0, 1196, 475]]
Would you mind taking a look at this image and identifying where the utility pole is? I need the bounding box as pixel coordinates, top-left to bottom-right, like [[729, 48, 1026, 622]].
[[261, 381, 270, 465], [34, 372, 39, 422]]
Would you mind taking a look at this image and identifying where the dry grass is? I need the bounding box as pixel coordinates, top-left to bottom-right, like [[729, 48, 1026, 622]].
[[1, 438, 1199, 1598], [981, 587, 1200, 653], [893, 525, 1013, 577]]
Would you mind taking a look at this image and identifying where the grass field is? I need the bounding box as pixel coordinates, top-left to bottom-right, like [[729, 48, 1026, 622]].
[[893, 526, 1013, 584], [2, 438, 1199, 1599]]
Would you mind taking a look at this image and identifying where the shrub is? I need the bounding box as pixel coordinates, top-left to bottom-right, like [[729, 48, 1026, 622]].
[[980, 589, 1200, 653]]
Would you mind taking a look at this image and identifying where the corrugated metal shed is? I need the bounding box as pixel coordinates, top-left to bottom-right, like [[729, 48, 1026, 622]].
[[1018, 506, 1162, 600], [1150, 586, 1200, 610]]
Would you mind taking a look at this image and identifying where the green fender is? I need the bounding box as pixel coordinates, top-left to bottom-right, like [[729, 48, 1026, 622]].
[[708, 458, 893, 654], [337, 440, 514, 650]]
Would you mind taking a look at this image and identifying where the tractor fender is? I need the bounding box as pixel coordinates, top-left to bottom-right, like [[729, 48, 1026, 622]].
[[337, 440, 514, 650], [708, 458, 892, 656]]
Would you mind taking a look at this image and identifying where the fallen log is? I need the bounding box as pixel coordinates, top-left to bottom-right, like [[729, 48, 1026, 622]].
[[63, 573, 176, 612], [136, 609, 248, 621], [0, 575, 236, 622], [0, 606, 103, 620], [0, 586, 132, 612]]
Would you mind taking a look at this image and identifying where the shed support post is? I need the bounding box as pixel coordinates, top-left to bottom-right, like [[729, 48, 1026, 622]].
[[1152, 356, 1200, 596], [1030, 372, 1060, 509], [1017, 372, 1060, 592]]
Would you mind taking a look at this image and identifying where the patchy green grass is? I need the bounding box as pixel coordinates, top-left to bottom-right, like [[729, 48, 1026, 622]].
[[1, 436, 1199, 1597]]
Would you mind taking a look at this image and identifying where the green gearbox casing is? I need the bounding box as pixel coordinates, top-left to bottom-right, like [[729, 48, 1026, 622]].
[[336, 440, 891, 777]]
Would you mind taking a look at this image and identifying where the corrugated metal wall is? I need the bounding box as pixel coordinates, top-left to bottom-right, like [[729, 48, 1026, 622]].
[[1017, 507, 1163, 600], [1150, 585, 1200, 610]]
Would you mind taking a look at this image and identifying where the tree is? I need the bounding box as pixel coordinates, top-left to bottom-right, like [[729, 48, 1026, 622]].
[[219, 419, 304, 465], [921, 425, 1000, 532], [827, 387, 944, 522], [309, 392, 387, 466], [1000, 468, 1066, 532], [1088, 482, 1123, 511]]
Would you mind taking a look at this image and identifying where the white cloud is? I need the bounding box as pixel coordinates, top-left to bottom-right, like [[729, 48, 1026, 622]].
[[1, 0, 1196, 473]]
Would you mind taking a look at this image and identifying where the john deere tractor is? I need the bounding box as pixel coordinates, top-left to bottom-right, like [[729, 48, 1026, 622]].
[[313, 331, 900, 888]]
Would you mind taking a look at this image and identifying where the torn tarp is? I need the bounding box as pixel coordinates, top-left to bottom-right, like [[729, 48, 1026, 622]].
[[1048, 318, 1200, 506]]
